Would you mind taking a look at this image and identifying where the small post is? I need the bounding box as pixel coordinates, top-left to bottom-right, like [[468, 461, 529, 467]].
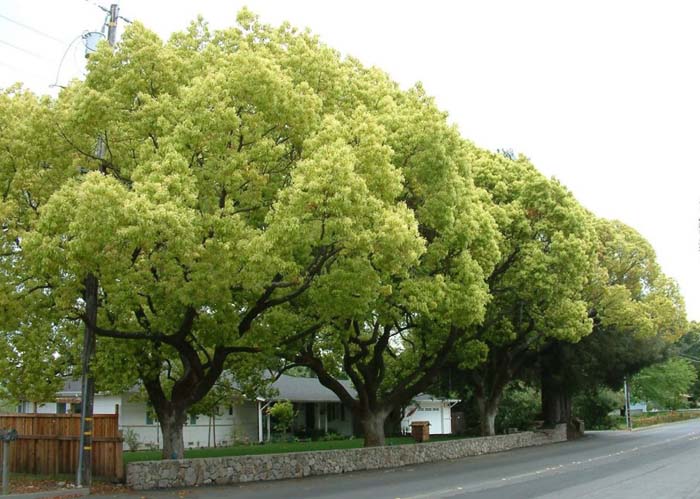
[[1, 429, 17, 495], [623, 377, 632, 431], [2, 440, 9, 495]]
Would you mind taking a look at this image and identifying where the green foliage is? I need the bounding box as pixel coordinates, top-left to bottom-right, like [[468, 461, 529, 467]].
[[495, 383, 540, 433], [267, 400, 297, 436], [631, 358, 697, 409], [533, 218, 687, 423], [573, 389, 623, 429], [675, 322, 700, 403], [1, 11, 454, 455]]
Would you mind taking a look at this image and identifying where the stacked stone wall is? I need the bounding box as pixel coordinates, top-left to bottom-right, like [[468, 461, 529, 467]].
[[127, 424, 567, 489]]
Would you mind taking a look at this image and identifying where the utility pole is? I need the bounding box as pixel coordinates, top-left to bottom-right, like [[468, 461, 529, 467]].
[[76, 5, 119, 489], [107, 4, 119, 46], [623, 377, 633, 431]]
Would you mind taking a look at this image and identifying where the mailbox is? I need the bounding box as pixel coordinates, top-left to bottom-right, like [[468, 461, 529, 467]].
[[410, 421, 430, 442]]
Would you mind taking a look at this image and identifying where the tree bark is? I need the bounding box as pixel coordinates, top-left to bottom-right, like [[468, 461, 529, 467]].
[[541, 377, 572, 425], [540, 344, 572, 426], [158, 408, 187, 460], [358, 408, 389, 447], [476, 395, 500, 436]]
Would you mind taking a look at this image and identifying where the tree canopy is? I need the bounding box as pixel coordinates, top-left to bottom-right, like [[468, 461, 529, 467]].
[[447, 148, 597, 435], [0, 9, 690, 454], [1, 11, 434, 457]]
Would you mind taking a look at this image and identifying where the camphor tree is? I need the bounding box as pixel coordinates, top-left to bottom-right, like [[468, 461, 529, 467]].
[[0, 86, 80, 409], [674, 321, 700, 402], [0, 11, 427, 458], [545, 219, 687, 424], [279, 84, 501, 446], [452, 148, 597, 436]]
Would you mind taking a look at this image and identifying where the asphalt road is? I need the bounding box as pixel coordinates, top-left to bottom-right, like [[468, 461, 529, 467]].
[[114, 419, 700, 499]]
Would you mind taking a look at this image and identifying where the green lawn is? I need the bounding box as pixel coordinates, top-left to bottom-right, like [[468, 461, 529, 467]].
[[123, 435, 461, 464]]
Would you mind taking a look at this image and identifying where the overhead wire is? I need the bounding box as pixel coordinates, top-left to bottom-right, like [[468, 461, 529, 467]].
[[0, 38, 53, 61], [0, 60, 47, 81], [0, 13, 68, 45]]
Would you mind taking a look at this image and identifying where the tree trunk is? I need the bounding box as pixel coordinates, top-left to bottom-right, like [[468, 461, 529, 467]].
[[358, 409, 389, 447], [541, 380, 572, 426], [476, 395, 500, 436], [158, 409, 187, 460], [540, 345, 572, 426]]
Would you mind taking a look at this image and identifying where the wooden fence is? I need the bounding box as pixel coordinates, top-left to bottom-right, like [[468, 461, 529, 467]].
[[0, 412, 123, 481]]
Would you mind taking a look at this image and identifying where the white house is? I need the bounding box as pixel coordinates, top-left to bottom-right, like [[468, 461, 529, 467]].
[[401, 394, 460, 435], [14, 376, 459, 449]]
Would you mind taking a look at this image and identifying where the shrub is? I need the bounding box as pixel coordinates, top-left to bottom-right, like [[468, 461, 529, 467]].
[[268, 400, 297, 439], [573, 388, 623, 429], [495, 384, 540, 433], [122, 428, 140, 452]]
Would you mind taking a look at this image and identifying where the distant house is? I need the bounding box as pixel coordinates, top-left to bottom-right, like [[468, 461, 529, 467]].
[[401, 394, 460, 435], [11, 375, 458, 449]]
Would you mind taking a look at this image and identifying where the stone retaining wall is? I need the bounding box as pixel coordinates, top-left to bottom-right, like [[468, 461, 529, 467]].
[[127, 424, 567, 490]]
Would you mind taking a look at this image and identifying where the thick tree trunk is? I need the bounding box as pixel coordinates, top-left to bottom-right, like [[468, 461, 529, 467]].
[[476, 395, 500, 436], [540, 344, 572, 427], [158, 408, 187, 460], [541, 380, 572, 426], [358, 409, 389, 447]]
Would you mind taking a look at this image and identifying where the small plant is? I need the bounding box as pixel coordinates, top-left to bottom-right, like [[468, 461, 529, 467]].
[[320, 431, 343, 441], [122, 428, 140, 452], [268, 400, 297, 440]]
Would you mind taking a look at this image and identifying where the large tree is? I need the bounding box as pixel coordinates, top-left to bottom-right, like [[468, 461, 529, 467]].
[[0, 12, 428, 458], [278, 88, 500, 446], [540, 219, 687, 425], [451, 149, 597, 436]]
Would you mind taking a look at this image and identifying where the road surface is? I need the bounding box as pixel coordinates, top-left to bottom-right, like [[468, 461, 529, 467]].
[[112, 419, 700, 499]]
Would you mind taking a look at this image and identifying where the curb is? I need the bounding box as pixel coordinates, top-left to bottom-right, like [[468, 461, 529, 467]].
[[2, 488, 90, 499]]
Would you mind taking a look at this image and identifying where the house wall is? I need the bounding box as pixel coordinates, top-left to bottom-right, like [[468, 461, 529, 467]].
[[401, 401, 453, 434], [119, 399, 259, 450], [289, 402, 353, 437], [229, 402, 259, 443]]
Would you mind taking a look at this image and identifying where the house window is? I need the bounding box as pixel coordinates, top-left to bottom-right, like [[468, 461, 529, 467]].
[[229, 405, 233, 416], [57, 403, 66, 414], [340, 404, 345, 422], [328, 404, 337, 421], [70, 403, 81, 414], [189, 414, 197, 425]]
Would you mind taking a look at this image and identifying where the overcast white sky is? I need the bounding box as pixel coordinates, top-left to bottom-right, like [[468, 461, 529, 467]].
[[2, 0, 699, 320]]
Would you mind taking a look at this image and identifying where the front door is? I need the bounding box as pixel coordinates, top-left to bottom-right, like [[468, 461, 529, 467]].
[[305, 403, 315, 431]]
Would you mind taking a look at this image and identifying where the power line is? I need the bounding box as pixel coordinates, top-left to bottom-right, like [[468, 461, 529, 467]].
[[0, 60, 48, 81], [0, 39, 53, 61], [0, 13, 67, 45]]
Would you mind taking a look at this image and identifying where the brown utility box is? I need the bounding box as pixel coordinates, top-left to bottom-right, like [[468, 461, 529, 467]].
[[410, 421, 430, 442]]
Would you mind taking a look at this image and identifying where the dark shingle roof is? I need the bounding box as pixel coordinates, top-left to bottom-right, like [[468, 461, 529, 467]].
[[270, 375, 356, 403]]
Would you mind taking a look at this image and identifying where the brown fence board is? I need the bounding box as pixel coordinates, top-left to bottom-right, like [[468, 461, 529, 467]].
[[0, 413, 123, 481]]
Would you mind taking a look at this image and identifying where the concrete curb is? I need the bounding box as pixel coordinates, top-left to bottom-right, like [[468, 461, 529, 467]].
[[1, 487, 90, 499]]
